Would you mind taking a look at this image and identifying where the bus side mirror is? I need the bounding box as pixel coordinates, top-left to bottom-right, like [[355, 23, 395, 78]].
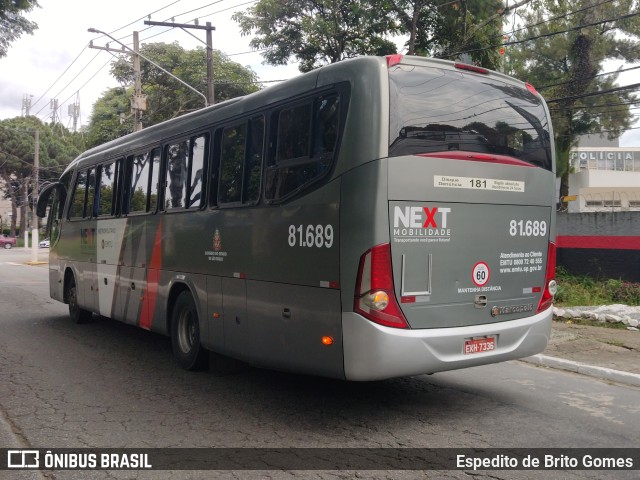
[[37, 182, 67, 218]]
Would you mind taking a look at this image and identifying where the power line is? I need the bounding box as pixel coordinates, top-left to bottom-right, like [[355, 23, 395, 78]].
[[107, 0, 182, 37], [502, 0, 616, 41], [538, 65, 640, 91], [549, 99, 640, 111], [546, 82, 640, 104], [30, 46, 88, 112], [447, 11, 640, 58]]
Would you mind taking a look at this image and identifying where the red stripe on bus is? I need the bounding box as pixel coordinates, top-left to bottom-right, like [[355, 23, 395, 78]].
[[556, 235, 640, 250], [140, 221, 163, 330]]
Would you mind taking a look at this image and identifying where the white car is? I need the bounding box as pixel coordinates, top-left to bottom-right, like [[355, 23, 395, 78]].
[[39, 238, 50, 248]]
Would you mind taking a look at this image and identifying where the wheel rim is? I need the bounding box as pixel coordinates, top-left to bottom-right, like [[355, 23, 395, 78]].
[[69, 286, 78, 314], [177, 308, 196, 354]]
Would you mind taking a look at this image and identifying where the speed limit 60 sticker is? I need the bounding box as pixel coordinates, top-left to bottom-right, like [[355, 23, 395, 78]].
[[472, 262, 490, 287]]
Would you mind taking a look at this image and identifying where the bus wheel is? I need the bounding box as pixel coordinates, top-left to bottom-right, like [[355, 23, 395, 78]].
[[171, 291, 207, 370], [67, 276, 92, 324]]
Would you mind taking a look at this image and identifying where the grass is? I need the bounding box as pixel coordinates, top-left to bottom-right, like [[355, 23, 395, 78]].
[[554, 267, 640, 307]]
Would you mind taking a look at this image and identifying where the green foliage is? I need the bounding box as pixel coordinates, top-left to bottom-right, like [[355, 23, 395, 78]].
[[0, 116, 80, 182], [389, 0, 508, 69], [233, 1, 515, 71], [233, 0, 398, 72], [608, 280, 640, 305], [0, 116, 82, 235], [503, 0, 639, 203], [84, 88, 132, 149], [86, 43, 260, 148], [0, 0, 39, 58], [554, 267, 640, 307]]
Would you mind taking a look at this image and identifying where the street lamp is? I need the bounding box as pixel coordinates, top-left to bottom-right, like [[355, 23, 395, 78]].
[[87, 28, 208, 107]]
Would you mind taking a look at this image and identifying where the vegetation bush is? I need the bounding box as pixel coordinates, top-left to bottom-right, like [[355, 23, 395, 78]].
[[555, 267, 640, 307]]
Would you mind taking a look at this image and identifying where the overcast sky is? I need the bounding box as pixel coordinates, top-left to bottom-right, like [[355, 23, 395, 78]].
[[0, 0, 300, 127], [1, 0, 638, 146]]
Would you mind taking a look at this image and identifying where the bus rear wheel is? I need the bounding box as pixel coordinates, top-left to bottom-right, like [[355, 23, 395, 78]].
[[171, 291, 207, 371], [67, 276, 92, 324]]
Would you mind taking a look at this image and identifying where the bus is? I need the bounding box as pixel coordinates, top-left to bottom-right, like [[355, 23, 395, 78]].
[[37, 55, 556, 381]]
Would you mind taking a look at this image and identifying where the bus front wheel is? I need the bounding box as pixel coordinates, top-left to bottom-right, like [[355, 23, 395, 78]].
[[171, 291, 207, 370], [67, 276, 92, 324]]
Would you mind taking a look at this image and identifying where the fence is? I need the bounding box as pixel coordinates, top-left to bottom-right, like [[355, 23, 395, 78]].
[[556, 211, 640, 281]]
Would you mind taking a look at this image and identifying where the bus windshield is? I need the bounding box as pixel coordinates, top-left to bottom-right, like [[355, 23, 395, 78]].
[[389, 64, 552, 171]]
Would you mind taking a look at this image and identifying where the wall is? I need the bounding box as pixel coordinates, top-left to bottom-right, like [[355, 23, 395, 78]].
[[556, 212, 640, 281]]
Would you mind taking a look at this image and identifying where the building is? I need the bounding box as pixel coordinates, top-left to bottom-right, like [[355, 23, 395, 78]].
[[0, 197, 13, 233], [566, 135, 640, 213]]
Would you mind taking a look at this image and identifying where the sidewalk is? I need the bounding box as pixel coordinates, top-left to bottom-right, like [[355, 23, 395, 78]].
[[521, 306, 640, 387]]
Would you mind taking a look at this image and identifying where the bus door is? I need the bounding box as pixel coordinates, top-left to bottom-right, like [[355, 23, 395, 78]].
[[114, 220, 147, 325]]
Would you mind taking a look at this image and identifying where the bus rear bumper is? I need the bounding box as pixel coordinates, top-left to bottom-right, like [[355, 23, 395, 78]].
[[342, 308, 552, 381]]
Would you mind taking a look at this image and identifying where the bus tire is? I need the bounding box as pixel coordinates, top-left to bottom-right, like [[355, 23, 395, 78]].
[[67, 276, 92, 324], [171, 291, 207, 371]]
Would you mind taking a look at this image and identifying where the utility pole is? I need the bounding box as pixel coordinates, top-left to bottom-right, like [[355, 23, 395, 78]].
[[31, 129, 39, 262], [132, 31, 144, 132], [21, 94, 33, 116], [68, 93, 81, 132], [89, 37, 146, 130], [206, 22, 214, 105], [88, 27, 206, 108], [143, 19, 216, 105], [50, 99, 59, 124]]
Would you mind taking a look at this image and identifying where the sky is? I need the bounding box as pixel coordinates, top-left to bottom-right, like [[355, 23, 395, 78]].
[[0, 0, 638, 146], [0, 0, 301, 127]]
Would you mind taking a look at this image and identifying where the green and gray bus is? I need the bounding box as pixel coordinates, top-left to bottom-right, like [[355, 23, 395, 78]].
[[37, 55, 556, 381]]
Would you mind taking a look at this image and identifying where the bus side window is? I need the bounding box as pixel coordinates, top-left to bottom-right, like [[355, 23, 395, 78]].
[[149, 149, 161, 212], [129, 152, 152, 214], [189, 135, 207, 208], [97, 161, 118, 217], [165, 140, 189, 210], [218, 117, 264, 206], [313, 94, 340, 159], [68, 170, 88, 219], [86, 168, 97, 218], [219, 123, 247, 204], [265, 93, 340, 202], [209, 129, 222, 208], [244, 116, 265, 204]]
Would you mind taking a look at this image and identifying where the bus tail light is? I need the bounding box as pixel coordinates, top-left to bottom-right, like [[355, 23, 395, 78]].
[[386, 54, 403, 67], [537, 242, 557, 313], [454, 63, 489, 74], [525, 83, 540, 96], [354, 244, 409, 329]]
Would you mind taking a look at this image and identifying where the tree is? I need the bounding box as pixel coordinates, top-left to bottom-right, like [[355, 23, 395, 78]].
[[387, 0, 532, 68], [86, 43, 260, 147], [504, 0, 639, 206], [0, 0, 39, 58], [232, 0, 398, 72], [233, 1, 533, 72], [0, 116, 80, 235]]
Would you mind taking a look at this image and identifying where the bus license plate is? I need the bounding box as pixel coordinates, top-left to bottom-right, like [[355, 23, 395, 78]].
[[464, 337, 496, 355]]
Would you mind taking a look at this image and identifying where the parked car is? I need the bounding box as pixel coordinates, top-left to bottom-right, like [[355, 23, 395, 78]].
[[0, 234, 17, 249], [39, 238, 50, 248]]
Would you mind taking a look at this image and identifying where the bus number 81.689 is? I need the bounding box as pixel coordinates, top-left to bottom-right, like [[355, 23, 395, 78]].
[[288, 224, 334, 248], [509, 220, 547, 237]]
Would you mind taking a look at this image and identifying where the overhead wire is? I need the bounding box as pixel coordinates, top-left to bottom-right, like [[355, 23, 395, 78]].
[[446, 10, 640, 59]]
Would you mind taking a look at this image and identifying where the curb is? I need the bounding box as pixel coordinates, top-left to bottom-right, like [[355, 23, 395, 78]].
[[521, 354, 640, 388]]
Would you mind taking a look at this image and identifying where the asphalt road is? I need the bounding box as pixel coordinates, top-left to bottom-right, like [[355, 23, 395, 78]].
[[0, 249, 639, 480]]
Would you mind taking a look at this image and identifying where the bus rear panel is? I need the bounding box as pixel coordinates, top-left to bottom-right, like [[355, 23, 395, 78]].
[[342, 56, 555, 380]]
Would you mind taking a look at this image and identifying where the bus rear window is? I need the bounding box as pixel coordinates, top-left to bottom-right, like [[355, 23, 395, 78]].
[[389, 65, 552, 171]]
